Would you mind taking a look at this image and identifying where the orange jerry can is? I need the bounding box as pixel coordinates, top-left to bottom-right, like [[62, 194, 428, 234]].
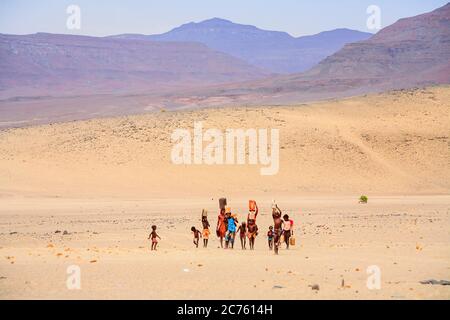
[[290, 236, 296, 246], [249, 200, 257, 211]]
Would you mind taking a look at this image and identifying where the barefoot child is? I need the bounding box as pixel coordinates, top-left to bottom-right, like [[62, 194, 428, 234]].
[[237, 222, 247, 250], [202, 227, 210, 248], [202, 210, 210, 248], [191, 226, 202, 248], [148, 225, 161, 251], [267, 226, 274, 250]]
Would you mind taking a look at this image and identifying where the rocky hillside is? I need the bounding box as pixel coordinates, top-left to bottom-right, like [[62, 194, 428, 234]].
[[0, 33, 268, 99], [111, 18, 372, 74]]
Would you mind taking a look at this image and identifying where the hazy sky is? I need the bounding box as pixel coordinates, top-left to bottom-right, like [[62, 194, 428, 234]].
[[0, 0, 447, 37]]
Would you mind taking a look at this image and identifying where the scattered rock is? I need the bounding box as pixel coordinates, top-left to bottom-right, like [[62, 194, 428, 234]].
[[420, 279, 450, 286], [89, 260, 97, 263], [9, 232, 18, 235], [63, 230, 70, 235], [272, 285, 284, 289], [310, 284, 320, 291], [55, 230, 61, 234]]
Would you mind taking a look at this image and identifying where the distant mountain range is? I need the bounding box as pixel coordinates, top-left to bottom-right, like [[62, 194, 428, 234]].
[[0, 18, 372, 99], [182, 3, 450, 106], [110, 18, 372, 74], [0, 3, 449, 128], [0, 32, 269, 98]]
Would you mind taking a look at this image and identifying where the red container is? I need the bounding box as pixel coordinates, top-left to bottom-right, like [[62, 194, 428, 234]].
[[249, 200, 256, 211]]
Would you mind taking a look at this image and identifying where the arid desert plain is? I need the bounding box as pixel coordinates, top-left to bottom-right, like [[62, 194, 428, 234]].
[[0, 86, 449, 299]]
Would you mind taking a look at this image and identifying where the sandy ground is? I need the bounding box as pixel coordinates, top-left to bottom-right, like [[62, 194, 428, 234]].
[[0, 196, 449, 299], [0, 86, 449, 299]]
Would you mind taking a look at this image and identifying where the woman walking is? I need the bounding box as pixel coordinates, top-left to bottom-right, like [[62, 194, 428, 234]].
[[272, 202, 283, 255], [216, 207, 227, 248], [282, 214, 294, 249]]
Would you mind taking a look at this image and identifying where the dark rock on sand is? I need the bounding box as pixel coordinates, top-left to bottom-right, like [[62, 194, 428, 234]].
[[420, 279, 450, 286], [272, 285, 284, 289]]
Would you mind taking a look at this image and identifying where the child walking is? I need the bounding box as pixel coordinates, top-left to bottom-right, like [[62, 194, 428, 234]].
[[191, 226, 202, 248], [202, 211, 210, 248], [148, 225, 161, 251], [267, 226, 274, 250], [202, 227, 210, 248], [237, 222, 247, 250]]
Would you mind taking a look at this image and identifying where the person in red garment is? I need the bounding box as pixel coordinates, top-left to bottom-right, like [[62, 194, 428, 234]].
[[216, 207, 227, 248]]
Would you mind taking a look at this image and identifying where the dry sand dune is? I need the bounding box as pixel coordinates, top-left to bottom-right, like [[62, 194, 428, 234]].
[[0, 86, 449, 198], [0, 86, 449, 299]]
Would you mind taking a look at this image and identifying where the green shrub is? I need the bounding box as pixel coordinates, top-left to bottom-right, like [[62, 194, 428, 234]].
[[359, 195, 368, 204]]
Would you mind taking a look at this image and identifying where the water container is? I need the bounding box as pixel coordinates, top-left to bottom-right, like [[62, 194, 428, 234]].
[[219, 198, 227, 210]]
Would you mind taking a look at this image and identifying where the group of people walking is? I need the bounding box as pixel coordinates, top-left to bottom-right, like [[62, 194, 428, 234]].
[[148, 199, 295, 254], [193, 199, 295, 255]]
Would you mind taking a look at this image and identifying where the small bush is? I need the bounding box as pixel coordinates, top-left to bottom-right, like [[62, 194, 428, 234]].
[[359, 195, 368, 204]]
